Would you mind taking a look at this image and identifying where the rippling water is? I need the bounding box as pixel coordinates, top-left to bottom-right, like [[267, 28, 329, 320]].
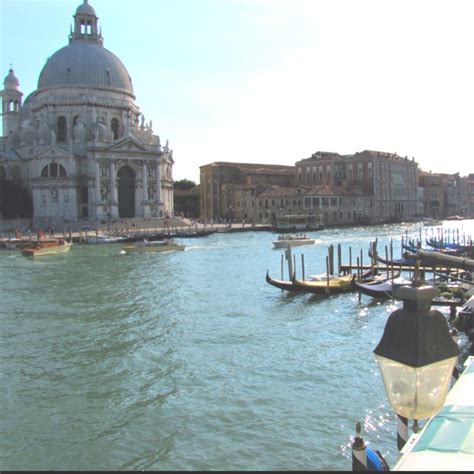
[[1, 220, 472, 470]]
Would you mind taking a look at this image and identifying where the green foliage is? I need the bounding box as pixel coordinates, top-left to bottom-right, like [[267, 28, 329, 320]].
[[452, 287, 467, 299], [174, 179, 196, 191]]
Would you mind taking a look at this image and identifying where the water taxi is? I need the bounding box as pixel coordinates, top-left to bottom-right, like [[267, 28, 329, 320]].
[[272, 234, 316, 249], [122, 239, 185, 254], [22, 239, 73, 258]]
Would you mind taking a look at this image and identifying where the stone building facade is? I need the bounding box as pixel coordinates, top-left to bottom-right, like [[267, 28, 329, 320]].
[[0, 0, 174, 224], [295, 150, 419, 222], [440, 173, 470, 218], [468, 174, 474, 218], [229, 183, 373, 226], [199, 162, 295, 220], [418, 171, 445, 218], [200, 151, 421, 225]]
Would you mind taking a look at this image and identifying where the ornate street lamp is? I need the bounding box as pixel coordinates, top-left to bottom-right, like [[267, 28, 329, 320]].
[[373, 279, 460, 420]]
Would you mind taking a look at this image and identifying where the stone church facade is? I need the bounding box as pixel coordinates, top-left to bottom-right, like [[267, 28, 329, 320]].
[[0, 0, 174, 222]]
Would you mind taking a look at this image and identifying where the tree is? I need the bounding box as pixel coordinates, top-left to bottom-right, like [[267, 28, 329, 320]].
[[0, 180, 33, 218], [174, 179, 196, 191]]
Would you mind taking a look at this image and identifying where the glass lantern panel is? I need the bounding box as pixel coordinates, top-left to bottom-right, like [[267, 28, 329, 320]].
[[375, 355, 457, 420]]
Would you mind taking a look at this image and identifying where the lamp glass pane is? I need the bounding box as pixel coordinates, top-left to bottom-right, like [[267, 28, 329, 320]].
[[375, 354, 457, 419]]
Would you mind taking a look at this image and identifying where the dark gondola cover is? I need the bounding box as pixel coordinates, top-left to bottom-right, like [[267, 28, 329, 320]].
[[353, 276, 412, 299]]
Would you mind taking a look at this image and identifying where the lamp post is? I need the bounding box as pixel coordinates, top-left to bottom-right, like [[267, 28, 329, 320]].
[[373, 273, 460, 423]]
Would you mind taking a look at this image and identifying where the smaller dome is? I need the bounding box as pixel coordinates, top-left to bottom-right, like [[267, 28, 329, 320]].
[[3, 68, 20, 90], [76, 0, 96, 16]]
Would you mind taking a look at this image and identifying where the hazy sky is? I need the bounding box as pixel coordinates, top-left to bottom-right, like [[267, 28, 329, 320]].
[[1, 0, 473, 183]]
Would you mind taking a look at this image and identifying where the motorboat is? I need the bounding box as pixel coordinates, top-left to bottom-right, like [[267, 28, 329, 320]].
[[272, 234, 316, 249], [122, 239, 185, 254], [22, 239, 73, 257]]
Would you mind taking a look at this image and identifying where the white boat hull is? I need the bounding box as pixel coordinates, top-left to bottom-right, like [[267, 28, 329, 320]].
[[272, 239, 316, 248]]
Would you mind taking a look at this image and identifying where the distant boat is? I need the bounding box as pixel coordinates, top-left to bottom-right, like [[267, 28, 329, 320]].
[[265, 270, 354, 294], [169, 229, 218, 238], [1, 238, 31, 250], [423, 218, 443, 226], [122, 239, 185, 254], [272, 234, 316, 249], [22, 239, 73, 258], [84, 234, 126, 244], [273, 214, 324, 232]]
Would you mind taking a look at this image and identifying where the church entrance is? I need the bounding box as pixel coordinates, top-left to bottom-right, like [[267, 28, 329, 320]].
[[117, 166, 135, 218]]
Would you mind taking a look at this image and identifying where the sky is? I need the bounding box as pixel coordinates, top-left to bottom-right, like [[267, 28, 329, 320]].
[[1, 0, 473, 183]]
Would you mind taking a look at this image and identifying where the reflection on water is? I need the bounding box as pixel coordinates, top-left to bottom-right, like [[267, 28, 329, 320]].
[[1, 220, 472, 470]]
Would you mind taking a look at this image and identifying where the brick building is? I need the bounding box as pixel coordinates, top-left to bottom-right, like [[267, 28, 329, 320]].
[[199, 162, 295, 221]]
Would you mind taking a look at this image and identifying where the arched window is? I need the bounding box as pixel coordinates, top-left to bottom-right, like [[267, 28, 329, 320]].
[[41, 163, 67, 178], [9, 100, 15, 112], [111, 118, 120, 140], [57, 116, 67, 143], [0, 166, 6, 180], [50, 163, 58, 177]]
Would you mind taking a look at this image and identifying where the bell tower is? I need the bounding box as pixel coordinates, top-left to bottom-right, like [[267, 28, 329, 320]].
[[69, 0, 103, 46], [0, 68, 23, 137]]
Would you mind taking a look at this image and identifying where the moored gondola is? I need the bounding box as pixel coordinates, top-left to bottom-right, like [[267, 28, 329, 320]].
[[368, 247, 417, 266], [265, 270, 354, 295], [353, 275, 412, 299]]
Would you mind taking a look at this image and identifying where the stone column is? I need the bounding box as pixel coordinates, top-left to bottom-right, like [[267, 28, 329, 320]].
[[155, 160, 162, 216], [95, 161, 101, 202], [142, 162, 150, 218], [142, 162, 148, 201], [110, 161, 118, 217]]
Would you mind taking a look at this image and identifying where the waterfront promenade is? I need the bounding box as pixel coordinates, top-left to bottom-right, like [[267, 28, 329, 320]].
[[0, 216, 271, 243]]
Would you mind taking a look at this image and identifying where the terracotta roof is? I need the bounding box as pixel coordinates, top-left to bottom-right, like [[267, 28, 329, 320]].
[[351, 150, 417, 164], [297, 151, 343, 163], [200, 161, 294, 174]]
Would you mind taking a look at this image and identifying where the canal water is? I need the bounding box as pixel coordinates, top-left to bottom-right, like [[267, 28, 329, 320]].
[[1, 220, 473, 470]]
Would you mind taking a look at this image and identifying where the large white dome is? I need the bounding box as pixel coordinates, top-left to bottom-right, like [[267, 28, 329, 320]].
[[37, 41, 134, 95]]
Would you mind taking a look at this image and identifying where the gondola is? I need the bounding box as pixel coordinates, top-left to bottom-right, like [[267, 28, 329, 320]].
[[173, 229, 218, 238], [121, 229, 218, 242], [353, 275, 413, 299], [352, 268, 401, 286], [425, 238, 471, 255], [265, 271, 355, 295], [368, 247, 417, 267]]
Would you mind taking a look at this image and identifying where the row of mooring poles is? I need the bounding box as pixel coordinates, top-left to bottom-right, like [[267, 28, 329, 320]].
[[281, 243, 346, 283], [432, 226, 466, 246]]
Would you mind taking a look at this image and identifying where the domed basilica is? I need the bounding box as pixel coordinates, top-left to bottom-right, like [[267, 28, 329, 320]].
[[0, 0, 174, 222]]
